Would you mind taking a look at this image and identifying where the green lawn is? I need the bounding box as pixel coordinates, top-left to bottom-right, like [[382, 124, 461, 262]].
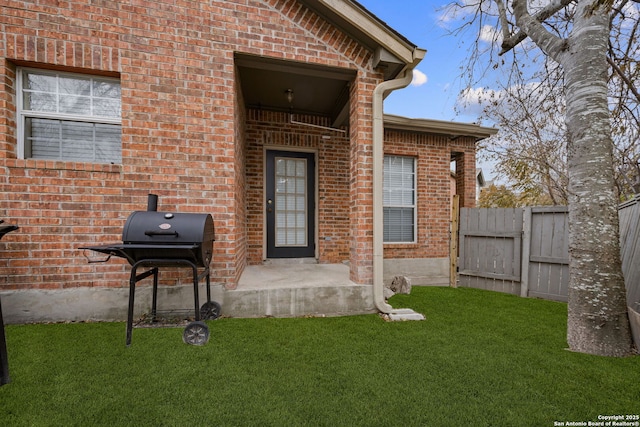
[[1, 287, 638, 426]]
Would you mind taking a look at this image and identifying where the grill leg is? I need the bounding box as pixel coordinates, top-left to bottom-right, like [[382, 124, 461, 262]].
[[126, 265, 159, 346], [192, 264, 200, 321], [151, 269, 159, 322], [205, 270, 211, 304], [126, 265, 137, 346]]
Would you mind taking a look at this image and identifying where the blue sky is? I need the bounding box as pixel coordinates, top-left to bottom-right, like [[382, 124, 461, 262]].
[[358, 0, 481, 123]]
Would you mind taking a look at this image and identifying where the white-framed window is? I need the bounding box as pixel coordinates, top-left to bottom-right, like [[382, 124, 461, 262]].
[[383, 155, 416, 243], [17, 68, 122, 164]]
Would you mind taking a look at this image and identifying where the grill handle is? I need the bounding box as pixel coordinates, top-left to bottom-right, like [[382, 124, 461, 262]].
[[144, 230, 179, 237]]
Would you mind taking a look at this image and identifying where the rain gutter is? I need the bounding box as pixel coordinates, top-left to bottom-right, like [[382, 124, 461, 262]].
[[372, 53, 426, 321]]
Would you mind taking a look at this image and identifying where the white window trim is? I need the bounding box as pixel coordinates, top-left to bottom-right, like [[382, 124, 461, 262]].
[[383, 155, 417, 244], [16, 67, 121, 161]]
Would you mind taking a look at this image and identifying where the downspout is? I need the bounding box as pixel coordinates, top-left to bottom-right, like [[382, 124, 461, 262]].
[[372, 65, 425, 320]]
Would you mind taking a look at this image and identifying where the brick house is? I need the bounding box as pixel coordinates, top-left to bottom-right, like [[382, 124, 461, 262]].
[[0, 0, 495, 322]]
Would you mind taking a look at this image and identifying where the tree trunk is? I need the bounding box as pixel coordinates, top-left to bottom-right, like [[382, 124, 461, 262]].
[[562, 3, 633, 357]]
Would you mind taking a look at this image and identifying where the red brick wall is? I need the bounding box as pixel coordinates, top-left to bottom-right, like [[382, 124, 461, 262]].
[[0, 0, 373, 291], [232, 69, 248, 289], [383, 130, 477, 260], [0, 0, 476, 294]]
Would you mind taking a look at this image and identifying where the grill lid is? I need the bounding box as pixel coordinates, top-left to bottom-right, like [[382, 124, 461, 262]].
[[122, 211, 214, 246], [119, 211, 215, 266]]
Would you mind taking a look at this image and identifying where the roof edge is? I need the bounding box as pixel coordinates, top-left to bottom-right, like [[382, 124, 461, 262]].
[[301, 0, 425, 67], [383, 114, 498, 140]]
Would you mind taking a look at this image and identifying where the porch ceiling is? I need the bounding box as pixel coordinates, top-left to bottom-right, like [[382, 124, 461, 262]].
[[236, 54, 356, 127]]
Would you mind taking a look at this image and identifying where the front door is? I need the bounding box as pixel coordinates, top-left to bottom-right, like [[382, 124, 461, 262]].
[[266, 150, 315, 258]]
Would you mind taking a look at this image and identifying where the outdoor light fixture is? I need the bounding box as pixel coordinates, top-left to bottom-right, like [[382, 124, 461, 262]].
[[285, 88, 294, 104]]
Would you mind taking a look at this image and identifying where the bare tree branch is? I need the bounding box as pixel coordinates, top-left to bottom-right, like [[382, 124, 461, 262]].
[[607, 55, 640, 104], [511, 0, 569, 62], [500, 0, 574, 55], [495, 0, 512, 43]]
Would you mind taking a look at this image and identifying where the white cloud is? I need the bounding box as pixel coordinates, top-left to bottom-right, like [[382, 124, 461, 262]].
[[456, 86, 501, 115], [411, 69, 428, 87], [458, 87, 499, 105], [479, 24, 502, 45]]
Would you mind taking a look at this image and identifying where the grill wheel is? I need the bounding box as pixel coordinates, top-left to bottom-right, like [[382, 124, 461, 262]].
[[200, 301, 222, 320], [182, 321, 210, 346]]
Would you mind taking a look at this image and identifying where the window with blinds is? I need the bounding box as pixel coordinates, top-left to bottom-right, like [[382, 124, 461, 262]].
[[383, 155, 416, 243], [18, 68, 122, 164]]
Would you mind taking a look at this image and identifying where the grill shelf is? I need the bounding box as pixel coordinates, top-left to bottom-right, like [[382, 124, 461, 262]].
[[82, 243, 204, 266]]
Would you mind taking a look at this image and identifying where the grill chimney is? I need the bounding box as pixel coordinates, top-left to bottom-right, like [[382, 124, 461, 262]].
[[147, 194, 158, 212]]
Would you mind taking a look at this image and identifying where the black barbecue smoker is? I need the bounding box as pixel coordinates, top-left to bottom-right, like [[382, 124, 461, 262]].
[[0, 220, 19, 386], [81, 195, 221, 346]]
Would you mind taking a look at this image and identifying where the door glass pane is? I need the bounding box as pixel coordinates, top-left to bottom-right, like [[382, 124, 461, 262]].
[[275, 157, 307, 247]]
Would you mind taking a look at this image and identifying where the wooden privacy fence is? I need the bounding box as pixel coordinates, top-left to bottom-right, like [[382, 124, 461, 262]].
[[458, 206, 569, 301], [457, 201, 640, 346]]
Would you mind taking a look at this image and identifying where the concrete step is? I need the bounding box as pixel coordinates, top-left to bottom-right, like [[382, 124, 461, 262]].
[[223, 284, 376, 318], [221, 263, 376, 318]]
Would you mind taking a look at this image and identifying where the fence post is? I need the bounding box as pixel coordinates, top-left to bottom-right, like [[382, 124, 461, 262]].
[[450, 195, 460, 288], [520, 207, 532, 298]]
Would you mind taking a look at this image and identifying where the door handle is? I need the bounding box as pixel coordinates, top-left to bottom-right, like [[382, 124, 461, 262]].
[[267, 199, 273, 213]]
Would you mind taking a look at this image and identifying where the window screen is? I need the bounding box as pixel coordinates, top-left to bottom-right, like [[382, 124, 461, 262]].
[[383, 155, 416, 243]]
